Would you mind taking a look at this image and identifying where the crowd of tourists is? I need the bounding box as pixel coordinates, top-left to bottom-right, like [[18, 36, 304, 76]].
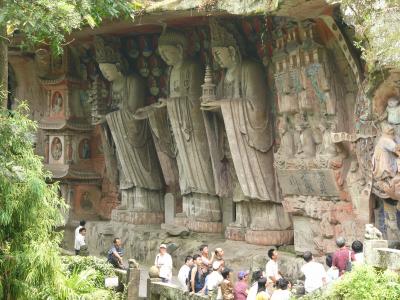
[[74, 221, 365, 299]]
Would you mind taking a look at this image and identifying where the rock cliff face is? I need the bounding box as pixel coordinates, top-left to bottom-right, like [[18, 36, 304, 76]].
[[10, 0, 400, 261]]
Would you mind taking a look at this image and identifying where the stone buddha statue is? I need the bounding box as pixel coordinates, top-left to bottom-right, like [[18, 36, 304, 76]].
[[156, 29, 221, 226], [94, 36, 164, 221], [203, 20, 292, 240]]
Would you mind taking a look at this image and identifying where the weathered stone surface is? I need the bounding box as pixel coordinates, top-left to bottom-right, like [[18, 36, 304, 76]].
[[277, 169, 340, 197], [161, 223, 190, 237]]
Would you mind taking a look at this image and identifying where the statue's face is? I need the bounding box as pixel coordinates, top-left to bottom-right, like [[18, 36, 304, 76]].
[[388, 98, 399, 107], [212, 47, 236, 68], [99, 63, 121, 82], [158, 45, 183, 66]]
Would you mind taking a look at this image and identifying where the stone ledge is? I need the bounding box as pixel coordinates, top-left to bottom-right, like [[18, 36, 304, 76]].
[[225, 226, 246, 241], [245, 229, 294, 246], [111, 210, 164, 225], [187, 220, 223, 233]]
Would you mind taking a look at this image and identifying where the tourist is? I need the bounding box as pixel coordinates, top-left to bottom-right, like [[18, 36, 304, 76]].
[[352, 240, 364, 265], [325, 254, 339, 284], [74, 227, 86, 255], [74, 220, 86, 247], [332, 237, 355, 276], [200, 244, 211, 270], [206, 261, 224, 299], [265, 249, 282, 285], [234, 270, 249, 300], [301, 251, 327, 293], [247, 270, 263, 300], [255, 278, 269, 300], [190, 254, 206, 293], [178, 255, 194, 291], [221, 267, 234, 300], [155, 244, 173, 283], [214, 247, 224, 262], [270, 278, 291, 300], [107, 238, 125, 269]]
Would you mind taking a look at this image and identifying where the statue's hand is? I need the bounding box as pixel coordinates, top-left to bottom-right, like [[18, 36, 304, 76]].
[[201, 100, 222, 111], [155, 98, 167, 108]]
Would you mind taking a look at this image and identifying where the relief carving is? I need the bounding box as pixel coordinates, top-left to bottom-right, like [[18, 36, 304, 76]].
[[203, 19, 292, 236], [51, 137, 62, 161], [95, 36, 164, 223]]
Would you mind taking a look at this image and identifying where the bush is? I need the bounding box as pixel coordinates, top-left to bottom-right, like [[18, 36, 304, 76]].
[[299, 264, 400, 300]]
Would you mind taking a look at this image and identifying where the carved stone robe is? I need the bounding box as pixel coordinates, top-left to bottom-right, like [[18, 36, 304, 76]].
[[217, 60, 277, 202], [166, 60, 216, 196], [106, 74, 163, 190]]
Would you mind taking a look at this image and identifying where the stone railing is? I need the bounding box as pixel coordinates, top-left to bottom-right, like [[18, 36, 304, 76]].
[[147, 278, 208, 300], [364, 239, 400, 272]]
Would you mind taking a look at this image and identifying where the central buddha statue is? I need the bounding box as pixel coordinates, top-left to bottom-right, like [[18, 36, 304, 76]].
[[203, 20, 292, 244], [157, 29, 221, 228], [94, 36, 164, 223]]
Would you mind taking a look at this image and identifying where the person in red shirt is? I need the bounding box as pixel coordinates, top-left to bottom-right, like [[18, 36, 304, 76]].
[[234, 270, 249, 300], [332, 237, 355, 276]]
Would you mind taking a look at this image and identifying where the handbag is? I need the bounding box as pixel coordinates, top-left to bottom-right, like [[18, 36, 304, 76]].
[[345, 251, 352, 272]]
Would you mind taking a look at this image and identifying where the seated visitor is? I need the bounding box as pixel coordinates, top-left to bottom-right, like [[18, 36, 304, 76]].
[[107, 238, 125, 269], [270, 278, 291, 300]]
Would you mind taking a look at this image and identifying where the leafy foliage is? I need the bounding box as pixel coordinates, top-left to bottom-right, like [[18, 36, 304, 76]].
[[0, 102, 66, 299], [331, 0, 400, 70], [300, 264, 400, 300], [61, 255, 117, 289], [0, 0, 142, 54]]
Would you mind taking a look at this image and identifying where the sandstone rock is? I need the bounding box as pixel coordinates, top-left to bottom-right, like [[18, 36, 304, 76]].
[[148, 265, 159, 278]]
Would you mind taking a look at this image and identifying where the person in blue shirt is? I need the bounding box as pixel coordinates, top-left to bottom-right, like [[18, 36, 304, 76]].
[[107, 238, 125, 269]]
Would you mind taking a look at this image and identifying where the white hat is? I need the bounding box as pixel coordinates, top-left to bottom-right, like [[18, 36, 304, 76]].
[[212, 261, 221, 270], [159, 244, 167, 248]]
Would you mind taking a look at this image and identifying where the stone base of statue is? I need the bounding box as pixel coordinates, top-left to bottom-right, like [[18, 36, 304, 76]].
[[225, 225, 246, 241], [245, 229, 294, 245], [111, 187, 164, 225], [175, 193, 223, 233]]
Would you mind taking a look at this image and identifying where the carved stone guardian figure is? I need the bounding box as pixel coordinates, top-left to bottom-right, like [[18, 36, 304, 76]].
[[203, 20, 292, 245], [156, 29, 221, 231], [95, 36, 164, 224]]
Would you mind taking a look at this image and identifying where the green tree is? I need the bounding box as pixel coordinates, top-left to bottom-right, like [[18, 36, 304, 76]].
[[0, 102, 63, 299], [330, 0, 400, 71], [0, 0, 141, 105], [0, 2, 141, 298]]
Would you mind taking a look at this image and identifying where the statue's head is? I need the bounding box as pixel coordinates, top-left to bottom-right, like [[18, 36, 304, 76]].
[[210, 20, 242, 69], [94, 36, 127, 82], [388, 97, 400, 108], [158, 29, 187, 66]]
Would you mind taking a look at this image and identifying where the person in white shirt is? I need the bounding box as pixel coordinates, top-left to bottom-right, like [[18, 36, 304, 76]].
[[74, 227, 86, 255], [271, 278, 291, 300], [351, 240, 364, 265], [266, 248, 282, 285], [74, 220, 86, 246], [301, 251, 327, 293], [247, 270, 263, 300], [178, 256, 194, 291], [206, 261, 224, 299], [155, 244, 173, 282], [325, 254, 339, 284]]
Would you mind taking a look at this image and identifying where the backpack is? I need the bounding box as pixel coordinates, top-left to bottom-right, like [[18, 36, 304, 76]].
[[345, 251, 352, 272], [188, 265, 196, 292]]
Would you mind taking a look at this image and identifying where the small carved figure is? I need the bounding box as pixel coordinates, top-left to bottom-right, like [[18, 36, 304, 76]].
[[379, 97, 400, 125], [81, 139, 90, 159], [364, 223, 383, 240], [81, 191, 93, 211], [51, 137, 62, 161], [52, 93, 63, 113], [277, 117, 295, 158], [318, 120, 338, 158], [294, 115, 316, 158], [372, 123, 400, 180]]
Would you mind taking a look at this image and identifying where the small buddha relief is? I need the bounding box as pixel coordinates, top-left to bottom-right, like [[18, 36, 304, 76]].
[[80, 191, 93, 211], [52, 92, 63, 113], [139, 35, 153, 57], [51, 137, 63, 161], [137, 56, 149, 78], [148, 76, 160, 96], [79, 138, 91, 159], [149, 55, 162, 77]]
